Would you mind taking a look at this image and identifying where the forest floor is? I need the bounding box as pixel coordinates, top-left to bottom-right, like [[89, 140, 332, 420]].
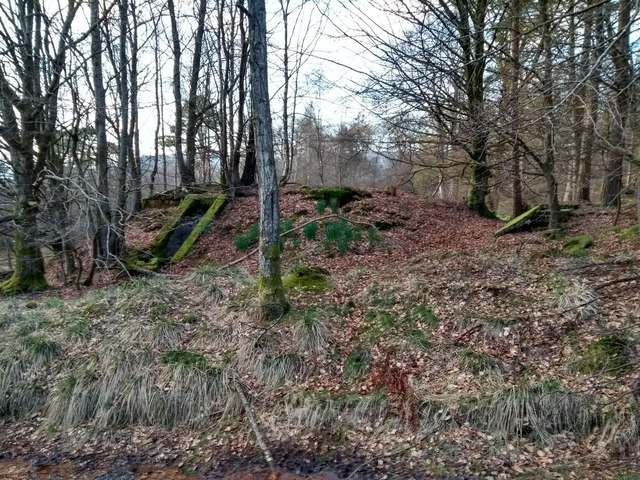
[[1, 188, 639, 479]]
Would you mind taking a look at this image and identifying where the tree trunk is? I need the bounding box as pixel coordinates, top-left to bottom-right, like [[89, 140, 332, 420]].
[[602, 0, 631, 207], [185, 0, 207, 186], [248, 0, 289, 321], [540, 0, 560, 229], [167, 0, 194, 186]]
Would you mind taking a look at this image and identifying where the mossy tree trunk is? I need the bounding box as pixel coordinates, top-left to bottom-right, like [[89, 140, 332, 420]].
[[248, 0, 289, 321], [1, 153, 47, 294]]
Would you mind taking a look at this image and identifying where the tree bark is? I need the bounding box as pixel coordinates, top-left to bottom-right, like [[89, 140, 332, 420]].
[[248, 0, 289, 321], [602, 0, 632, 207]]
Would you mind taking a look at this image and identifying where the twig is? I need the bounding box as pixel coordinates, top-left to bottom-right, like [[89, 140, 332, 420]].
[[233, 376, 276, 472], [594, 275, 640, 291], [453, 322, 482, 343]]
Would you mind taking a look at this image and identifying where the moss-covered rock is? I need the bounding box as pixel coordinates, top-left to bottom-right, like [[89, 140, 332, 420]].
[[283, 265, 332, 292], [132, 194, 227, 270], [573, 335, 633, 377], [495, 205, 545, 236], [301, 186, 371, 207], [172, 194, 227, 263], [562, 234, 593, 257]]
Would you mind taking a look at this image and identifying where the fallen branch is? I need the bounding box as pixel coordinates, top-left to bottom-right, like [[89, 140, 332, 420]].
[[233, 376, 276, 472], [453, 322, 482, 344], [220, 213, 379, 269], [594, 275, 640, 291]]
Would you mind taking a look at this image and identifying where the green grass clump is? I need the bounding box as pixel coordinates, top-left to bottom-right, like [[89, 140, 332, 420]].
[[405, 304, 438, 328], [619, 224, 639, 240], [234, 223, 259, 252], [459, 349, 502, 375], [573, 335, 633, 377], [562, 234, 593, 257], [294, 308, 329, 352], [162, 350, 208, 369], [344, 347, 371, 380], [302, 221, 319, 241], [467, 379, 596, 442], [20, 335, 59, 364], [406, 329, 430, 348], [323, 219, 360, 253], [64, 318, 92, 341]]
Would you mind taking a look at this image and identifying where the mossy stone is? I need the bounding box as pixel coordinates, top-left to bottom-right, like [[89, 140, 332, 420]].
[[494, 205, 545, 236], [574, 335, 632, 377], [283, 265, 332, 292], [562, 234, 593, 257], [172, 194, 227, 262]]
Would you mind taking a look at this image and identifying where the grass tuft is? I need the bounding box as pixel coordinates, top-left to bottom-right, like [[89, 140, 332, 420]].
[[459, 349, 503, 375], [467, 380, 596, 443], [20, 335, 59, 364], [294, 308, 329, 352], [344, 347, 371, 380]]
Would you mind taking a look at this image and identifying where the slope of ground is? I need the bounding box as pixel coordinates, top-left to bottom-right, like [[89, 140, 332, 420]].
[[1, 191, 639, 479]]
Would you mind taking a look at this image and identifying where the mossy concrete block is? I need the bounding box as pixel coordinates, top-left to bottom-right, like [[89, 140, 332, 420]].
[[562, 234, 593, 257], [494, 204, 545, 236], [301, 186, 371, 207], [172, 194, 227, 263], [149, 194, 218, 259], [283, 265, 332, 292]]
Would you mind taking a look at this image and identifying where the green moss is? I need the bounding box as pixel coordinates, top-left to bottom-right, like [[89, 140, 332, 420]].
[[235, 223, 260, 252], [257, 272, 290, 321], [302, 186, 371, 207], [283, 265, 332, 292], [162, 350, 208, 369], [494, 204, 544, 236], [562, 234, 593, 257], [573, 335, 632, 377], [172, 194, 227, 262]]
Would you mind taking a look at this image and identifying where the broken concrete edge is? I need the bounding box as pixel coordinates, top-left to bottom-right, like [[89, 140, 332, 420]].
[[149, 194, 217, 258], [172, 194, 228, 263], [494, 204, 545, 237]]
